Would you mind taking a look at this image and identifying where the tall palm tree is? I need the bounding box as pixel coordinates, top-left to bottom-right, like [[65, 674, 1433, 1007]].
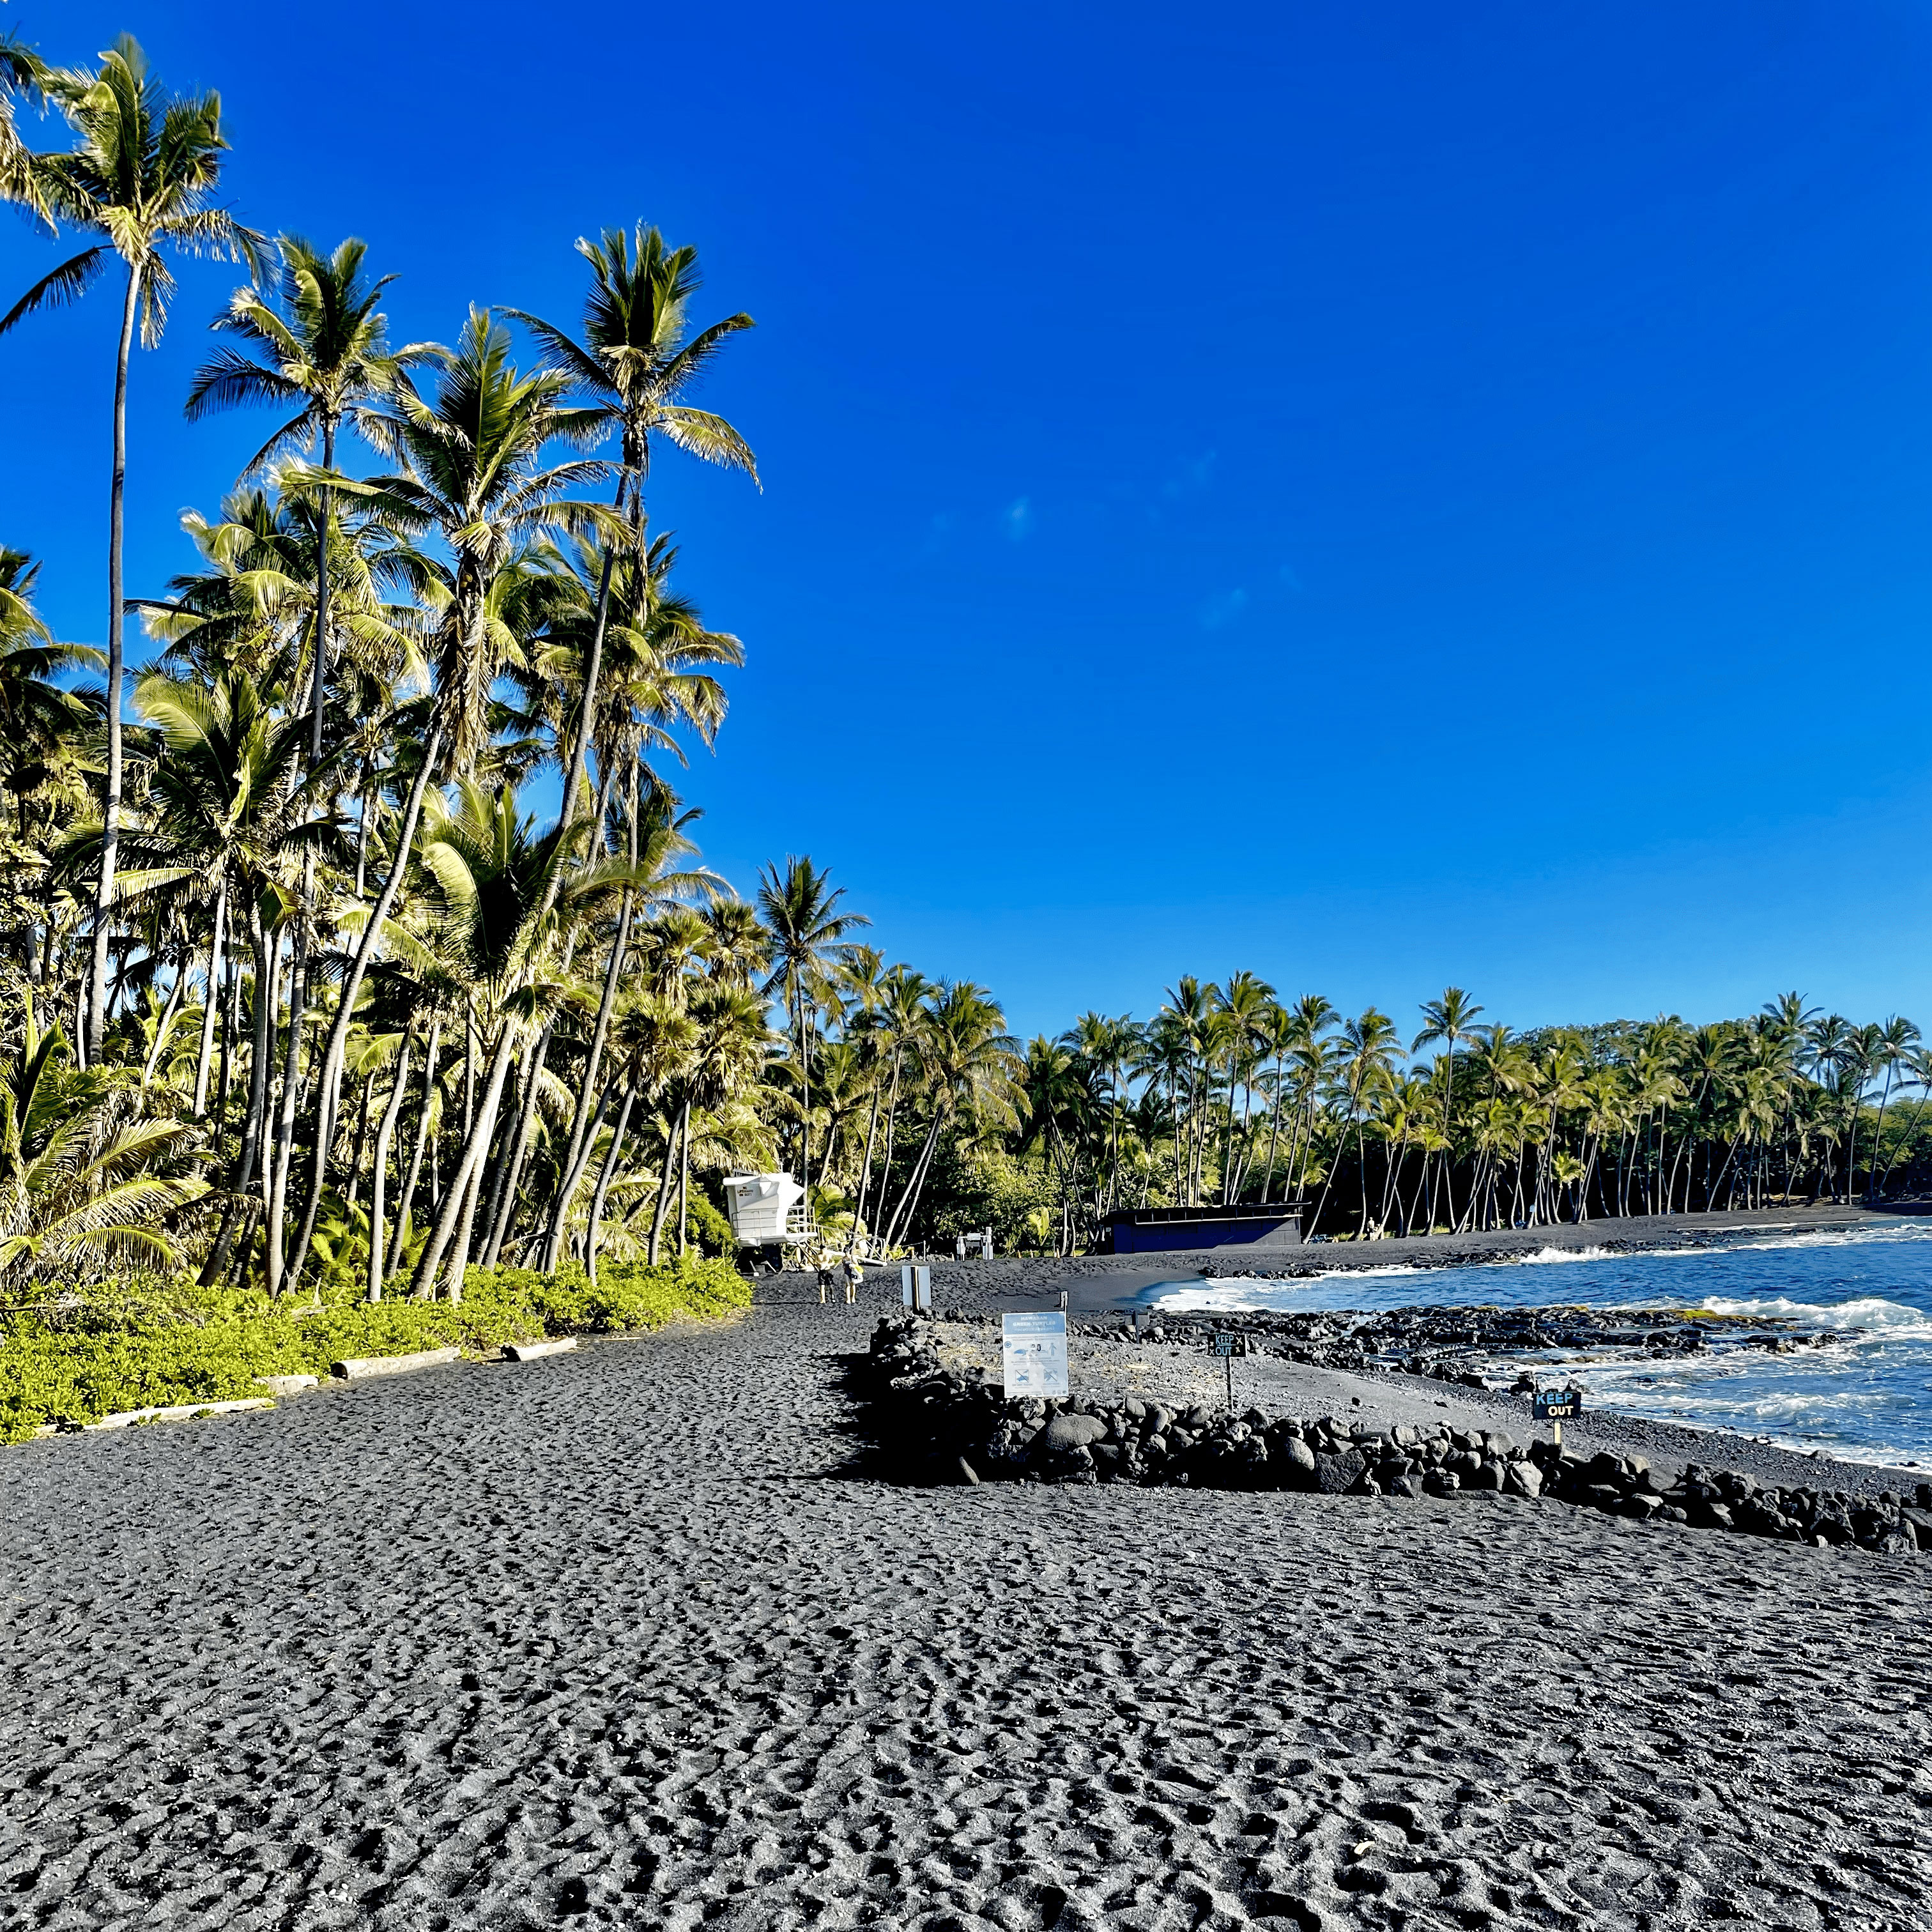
[[756, 856, 868, 1209], [1412, 986, 1483, 1229], [0, 35, 259, 1065], [287, 312, 606, 1291], [505, 224, 756, 815]]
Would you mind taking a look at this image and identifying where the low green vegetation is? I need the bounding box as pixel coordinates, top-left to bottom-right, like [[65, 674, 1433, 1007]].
[[0, 1255, 747, 1443]]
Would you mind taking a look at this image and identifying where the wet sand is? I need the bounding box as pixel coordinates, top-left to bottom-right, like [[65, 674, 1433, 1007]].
[[1, 1299, 1925, 1930]]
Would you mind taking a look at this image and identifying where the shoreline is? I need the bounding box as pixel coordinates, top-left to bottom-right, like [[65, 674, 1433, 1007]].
[[764, 1202, 1926, 1494]]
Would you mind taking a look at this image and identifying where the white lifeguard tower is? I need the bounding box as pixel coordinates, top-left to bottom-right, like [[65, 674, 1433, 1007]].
[[721, 1173, 814, 1247]]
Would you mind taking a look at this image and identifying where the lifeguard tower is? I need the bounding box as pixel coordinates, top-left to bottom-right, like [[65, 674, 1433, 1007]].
[[722, 1173, 814, 1249]]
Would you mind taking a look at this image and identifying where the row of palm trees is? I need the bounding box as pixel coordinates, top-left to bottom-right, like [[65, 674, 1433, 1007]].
[[1007, 982, 1931, 1250], [0, 32, 1034, 1293]]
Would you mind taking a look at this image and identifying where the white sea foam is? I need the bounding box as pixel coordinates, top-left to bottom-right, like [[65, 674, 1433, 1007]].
[[1692, 1292, 1932, 1335]]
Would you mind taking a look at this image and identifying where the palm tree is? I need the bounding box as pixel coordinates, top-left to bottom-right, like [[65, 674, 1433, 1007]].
[[756, 857, 868, 1210], [505, 224, 756, 815], [0, 35, 260, 1065], [1412, 987, 1484, 1229], [185, 234, 427, 760], [0, 33, 49, 222], [406, 777, 611, 1300], [0, 1009, 206, 1284], [286, 312, 606, 1291], [0, 549, 102, 853], [1211, 970, 1275, 1202]]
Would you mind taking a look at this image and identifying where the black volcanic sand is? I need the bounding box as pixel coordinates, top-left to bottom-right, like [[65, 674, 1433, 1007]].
[[3, 1303, 1927, 1930]]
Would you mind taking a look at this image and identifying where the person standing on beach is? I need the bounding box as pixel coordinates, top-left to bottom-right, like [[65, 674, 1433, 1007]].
[[841, 1252, 862, 1305]]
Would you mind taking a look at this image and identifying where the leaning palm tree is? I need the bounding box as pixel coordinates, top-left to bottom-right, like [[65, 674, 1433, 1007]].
[[505, 224, 757, 813], [0, 35, 260, 1065]]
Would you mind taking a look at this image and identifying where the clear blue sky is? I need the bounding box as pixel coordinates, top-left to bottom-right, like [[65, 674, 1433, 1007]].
[[5, 2, 1932, 1043]]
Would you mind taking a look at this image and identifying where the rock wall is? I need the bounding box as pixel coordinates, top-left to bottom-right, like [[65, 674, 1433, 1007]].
[[861, 1317, 1931, 1558]]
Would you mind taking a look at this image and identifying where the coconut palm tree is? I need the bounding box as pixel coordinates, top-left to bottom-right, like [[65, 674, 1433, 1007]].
[[0, 35, 261, 1065], [185, 234, 428, 759], [1411, 987, 1484, 1229], [505, 224, 756, 814], [0, 1007, 206, 1284], [0, 33, 50, 219], [757, 856, 868, 1210]]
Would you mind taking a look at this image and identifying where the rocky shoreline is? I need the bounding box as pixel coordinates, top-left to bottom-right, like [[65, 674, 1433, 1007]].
[[861, 1315, 1932, 1558]]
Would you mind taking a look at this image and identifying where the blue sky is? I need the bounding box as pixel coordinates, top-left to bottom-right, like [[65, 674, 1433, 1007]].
[[4, 2, 1932, 1043]]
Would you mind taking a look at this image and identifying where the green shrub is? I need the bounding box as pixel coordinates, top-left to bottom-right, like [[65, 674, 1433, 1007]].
[[0, 1253, 752, 1444]]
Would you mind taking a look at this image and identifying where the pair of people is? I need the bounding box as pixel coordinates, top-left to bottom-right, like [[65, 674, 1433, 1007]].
[[815, 1252, 864, 1304]]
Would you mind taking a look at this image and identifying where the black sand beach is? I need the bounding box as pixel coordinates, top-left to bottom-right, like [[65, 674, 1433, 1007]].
[[2, 1296, 1926, 1931]]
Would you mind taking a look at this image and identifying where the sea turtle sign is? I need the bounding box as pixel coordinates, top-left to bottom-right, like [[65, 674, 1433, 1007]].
[[1533, 1388, 1583, 1421], [1002, 1312, 1070, 1400]]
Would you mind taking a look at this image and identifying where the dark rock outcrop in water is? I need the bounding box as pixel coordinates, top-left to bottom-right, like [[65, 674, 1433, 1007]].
[[863, 1316, 1932, 1558], [1077, 1303, 1837, 1379]]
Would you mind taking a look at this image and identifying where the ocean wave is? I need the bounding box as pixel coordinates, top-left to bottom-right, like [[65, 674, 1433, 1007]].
[[1692, 1292, 1932, 1335]]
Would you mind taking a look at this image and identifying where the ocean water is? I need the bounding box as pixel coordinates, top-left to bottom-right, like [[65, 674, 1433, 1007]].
[[1151, 1220, 1932, 1471]]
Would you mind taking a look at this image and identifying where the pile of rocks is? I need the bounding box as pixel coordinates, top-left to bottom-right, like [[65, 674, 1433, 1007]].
[[861, 1317, 1931, 1557]]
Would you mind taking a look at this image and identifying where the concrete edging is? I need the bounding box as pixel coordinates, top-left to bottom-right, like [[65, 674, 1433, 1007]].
[[82, 1398, 275, 1431], [329, 1346, 463, 1381], [502, 1338, 579, 1362]]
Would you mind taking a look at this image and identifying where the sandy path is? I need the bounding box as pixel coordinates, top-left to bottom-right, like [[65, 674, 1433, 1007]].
[[1, 1309, 1925, 1931]]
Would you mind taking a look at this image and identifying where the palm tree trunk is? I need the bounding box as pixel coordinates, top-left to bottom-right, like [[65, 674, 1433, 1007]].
[[541, 885, 636, 1270], [586, 1085, 636, 1283], [367, 1025, 413, 1301], [852, 1073, 885, 1248], [482, 1028, 547, 1268], [140, 952, 187, 1092], [284, 723, 445, 1287], [677, 1098, 692, 1256], [648, 1103, 681, 1266], [190, 877, 228, 1118], [882, 1116, 942, 1251], [390, 1015, 441, 1278], [413, 1018, 518, 1298], [264, 907, 309, 1296], [199, 914, 276, 1286], [84, 262, 142, 1070]]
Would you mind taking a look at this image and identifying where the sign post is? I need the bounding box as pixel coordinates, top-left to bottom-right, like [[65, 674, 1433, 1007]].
[[900, 1264, 931, 1314], [1002, 1312, 1070, 1400], [1210, 1330, 1248, 1410], [1532, 1384, 1583, 1452]]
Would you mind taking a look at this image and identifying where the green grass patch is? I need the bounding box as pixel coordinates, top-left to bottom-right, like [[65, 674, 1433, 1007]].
[[0, 1255, 751, 1444]]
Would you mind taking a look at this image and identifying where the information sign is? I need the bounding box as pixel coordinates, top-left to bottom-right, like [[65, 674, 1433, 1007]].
[[1533, 1388, 1583, 1421], [900, 1264, 931, 1313], [1209, 1331, 1249, 1358], [1002, 1312, 1070, 1400]]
